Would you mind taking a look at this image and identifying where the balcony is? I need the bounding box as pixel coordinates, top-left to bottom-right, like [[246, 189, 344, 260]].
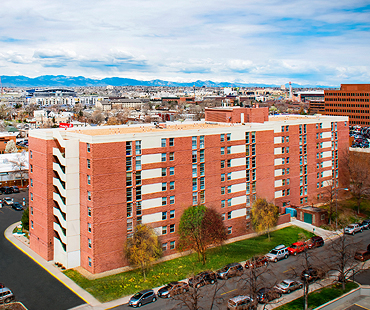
[[53, 207, 66, 229], [53, 178, 66, 197], [53, 162, 66, 182], [53, 192, 67, 213], [53, 222, 67, 244], [53, 148, 66, 166]]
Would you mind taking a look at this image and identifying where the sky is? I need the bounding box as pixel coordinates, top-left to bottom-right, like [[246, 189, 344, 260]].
[[0, 0, 369, 86]]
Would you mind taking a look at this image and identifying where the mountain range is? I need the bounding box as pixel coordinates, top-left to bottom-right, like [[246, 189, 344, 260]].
[[0, 75, 336, 89]]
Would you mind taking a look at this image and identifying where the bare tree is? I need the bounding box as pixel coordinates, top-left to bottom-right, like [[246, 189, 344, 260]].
[[328, 229, 365, 290], [320, 180, 336, 225], [10, 152, 28, 187]]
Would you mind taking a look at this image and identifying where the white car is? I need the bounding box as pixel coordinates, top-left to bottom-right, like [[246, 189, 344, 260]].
[[3, 197, 14, 205], [344, 224, 362, 235]]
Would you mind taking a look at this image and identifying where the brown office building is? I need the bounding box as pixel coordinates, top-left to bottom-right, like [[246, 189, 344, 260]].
[[324, 84, 370, 126]]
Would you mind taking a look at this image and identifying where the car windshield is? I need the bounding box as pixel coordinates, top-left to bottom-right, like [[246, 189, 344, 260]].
[[290, 245, 297, 249], [270, 250, 278, 255], [219, 266, 228, 272], [348, 225, 355, 228], [133, 292, 143, 299], [280, 281, 290, 288]]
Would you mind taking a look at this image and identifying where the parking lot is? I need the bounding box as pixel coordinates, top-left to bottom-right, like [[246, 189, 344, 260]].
[[0, 187, 29, 211]]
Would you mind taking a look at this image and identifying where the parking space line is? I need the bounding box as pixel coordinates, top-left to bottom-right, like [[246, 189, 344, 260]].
[[221, 289, 237, 296], [353, 304, 370, 310]]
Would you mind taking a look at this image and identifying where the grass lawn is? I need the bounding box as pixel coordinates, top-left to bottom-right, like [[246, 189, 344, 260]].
[[64, 226, 314, 302], [275, 282, 359, 310]]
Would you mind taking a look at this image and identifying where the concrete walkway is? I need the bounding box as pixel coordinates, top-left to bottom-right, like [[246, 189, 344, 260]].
[[291, 218, 341, 240]]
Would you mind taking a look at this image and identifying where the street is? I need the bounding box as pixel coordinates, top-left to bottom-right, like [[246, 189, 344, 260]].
[[0, 190, 85, 310], [113, 229, 370, 310]]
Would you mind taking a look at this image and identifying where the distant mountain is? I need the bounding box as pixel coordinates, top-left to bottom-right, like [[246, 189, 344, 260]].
[[0, 75, 336, 88]]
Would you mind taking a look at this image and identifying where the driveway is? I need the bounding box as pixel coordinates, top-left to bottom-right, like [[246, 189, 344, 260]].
[[0, 190, 85, 310]]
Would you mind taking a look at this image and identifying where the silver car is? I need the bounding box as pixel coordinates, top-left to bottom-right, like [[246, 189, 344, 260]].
[[344, 224, 362, 235], [0, 287, 15, 303], [265, 245, 289, 262], [274, 279, 303, 294]]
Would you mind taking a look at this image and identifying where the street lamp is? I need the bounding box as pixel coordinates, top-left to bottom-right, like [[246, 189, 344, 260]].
[[335, 187, 349, 230]]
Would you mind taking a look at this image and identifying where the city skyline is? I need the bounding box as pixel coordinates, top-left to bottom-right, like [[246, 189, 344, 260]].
[[1, 0, 369, 86]]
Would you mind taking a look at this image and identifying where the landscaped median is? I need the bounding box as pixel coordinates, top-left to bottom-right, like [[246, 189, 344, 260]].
[[63, 226, 314, 302], [274, 282, 359, 310]]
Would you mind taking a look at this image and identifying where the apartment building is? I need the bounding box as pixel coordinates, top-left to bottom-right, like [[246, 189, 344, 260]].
[[28, 107, 348, 274], [324, 84, 370, 126]]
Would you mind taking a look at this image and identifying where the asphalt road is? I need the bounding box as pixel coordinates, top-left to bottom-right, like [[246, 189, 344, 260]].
[[114, 228, 370, 310], [0, 190, 85, 310]]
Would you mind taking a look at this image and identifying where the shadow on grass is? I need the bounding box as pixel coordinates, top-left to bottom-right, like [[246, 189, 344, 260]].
[[64, 226, 314, 302]]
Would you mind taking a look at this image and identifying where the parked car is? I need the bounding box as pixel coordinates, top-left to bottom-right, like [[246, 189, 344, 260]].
[[256, 287, 282, 304], [10, 186, 19, 193], [0, 187, 13, 194], [287, 241, 308, 256], [244, 256, 268, 269], [3, 197, 14, 205], [265, 245, 289, 263], [227, 295, 256, 310], [128, 289, 157, 307], [12, 202, 23, 211], [306, 236, 324, 249], [360, 220, 370, 230], [0, 287, 15, 304], [157, 281, 189, 298], [188, 271, 217, 288], [216, 263, 244, 279], [301, 268, 324, 282], [354, 250, 370, 262], [344, 223, 363, 235], [274, 279, 303, 294]]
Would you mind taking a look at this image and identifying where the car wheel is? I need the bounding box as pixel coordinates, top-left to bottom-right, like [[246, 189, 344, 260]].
[[299, 284, 303, 289], [183, 288, 187, 293], [196, 283, 200, 288], [138, 302, 142, 307], [274, 258, 278, 263], [210, 279, 215, 284], [352, 232, 355, 235], [287, 289, 290, 294], [361, 229, 363, 233], [264, 261, 268, 265], [293, 252, 297, 256], [284, 254, 288, 259], [152, 297, 156, 302]]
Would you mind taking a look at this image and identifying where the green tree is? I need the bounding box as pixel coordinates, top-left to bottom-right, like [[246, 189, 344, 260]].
[[179, 205, 226, 264], [251, 198, 279, 241], [124, 224, 162, 279], [21, 207, 29, 230]]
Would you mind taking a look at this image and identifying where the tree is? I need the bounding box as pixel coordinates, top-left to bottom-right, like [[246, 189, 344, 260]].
[[10, 152, 28, 187], [341, 151, 370, 214], [21, 207, 29, 230], [124, 224, 162, 279], [179, 206, 226, 265], [328, 229, 365, 291], [320, 180, 336, 225], [251, 198, 279, 241], [5, 140, 17, 153]]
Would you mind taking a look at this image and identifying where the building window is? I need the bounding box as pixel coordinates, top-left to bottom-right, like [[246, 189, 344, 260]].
[[161, 138, 166, 148], [228, 199, 232, 207], [30, 193, 33, 201], [170, 210, 175, 218], [169, 167, 174, 175], [227, 159, 231, 167], [87, 159, 91, 169], [200, 177, 205, 190], [162, 211, 167, 220], [30, 207, 33, 215], [136, 186, 142, 200], [170, 196, 175, 204], [87, 191, 91, 201], [192, 136, 197, 149], [162, 182, 167, 191], [169, 152, 174, 161], [136, 156, 141, 170], [88, 257, 92, 267], [192, 150, 197, 163], [170, 181, 175, 190], [221, 200, 225, 208], [30, 164, 33, 173], [192, 192, 198, 205], [31, 220, 33, 229], [135, 141, 141, 155], [221, 174, 225, 182], [221, 147, 225, 155], [227, 186, 232, 193], [30, 150, 32, 159], [162, 168, 167, 176], [222, 213, 225, 220], [162, 243, 167, 251], [162, 226, 167, 235], [161, 153, 166, 162], [170, 241, 175, 250], [87, 143, 90, 152], [127, 203, 132, 217], [227, 226, 232, 234], [228, 211, 232, 219], [88, 238, 92, 248], [87, 206, 91, 217], [30, 179, 33, 187], [170, 224, 175, 233], [221, 187, 225, 195], [221, 134, 225, 142], [227, 146, 231, 154], [87, 175, 91, 185], [199, 150, 204, 162], [221, 160, 225, 169], [200, 136, 205, 148], [227, 133, 231, 141], [162, 197, 167, 205], [88, 223, 91, 233], [136, 201, 142, 216], [169, 138, 174, 147]]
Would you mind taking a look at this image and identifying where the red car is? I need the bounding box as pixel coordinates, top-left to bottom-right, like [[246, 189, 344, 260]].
[[287, 241, 308, 256]]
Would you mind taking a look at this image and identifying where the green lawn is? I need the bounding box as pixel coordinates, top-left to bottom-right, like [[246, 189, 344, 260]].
[[275, 282, 359, 310], [64, 226, 314, 302]]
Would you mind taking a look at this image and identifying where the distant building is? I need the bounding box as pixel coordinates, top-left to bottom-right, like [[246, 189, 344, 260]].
[[324, 84, 370, 126]]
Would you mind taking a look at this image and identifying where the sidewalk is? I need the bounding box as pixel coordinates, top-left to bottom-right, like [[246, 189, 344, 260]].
[[291, 218, 341, 241]]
